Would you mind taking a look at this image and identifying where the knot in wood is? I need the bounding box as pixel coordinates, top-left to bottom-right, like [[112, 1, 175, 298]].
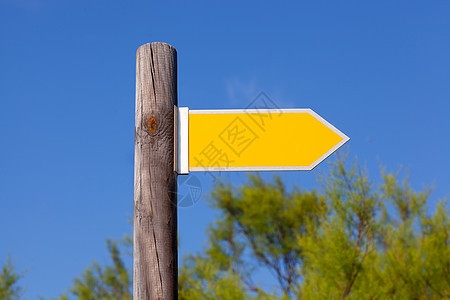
[[148, 117, 157, 133]]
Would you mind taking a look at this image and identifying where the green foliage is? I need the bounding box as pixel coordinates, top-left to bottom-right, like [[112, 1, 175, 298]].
[[178, 255, 257, 300], [59, 238, 131, 300], [3, 156, 449, 299], [0, 257, 24, 300], [180, 155, 449, 299]]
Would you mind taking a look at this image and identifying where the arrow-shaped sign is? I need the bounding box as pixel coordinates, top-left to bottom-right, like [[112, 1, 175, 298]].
[[176, 108, 349, 174]]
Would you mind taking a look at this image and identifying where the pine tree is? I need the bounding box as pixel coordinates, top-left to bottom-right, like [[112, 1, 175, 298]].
[[179, 156, 449, 299]]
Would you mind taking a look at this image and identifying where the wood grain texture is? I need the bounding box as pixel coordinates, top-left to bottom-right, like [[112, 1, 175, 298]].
[[134, 42, 177, 299]]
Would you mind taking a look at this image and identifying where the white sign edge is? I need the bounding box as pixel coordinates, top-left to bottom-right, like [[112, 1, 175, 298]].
[[176, 106, 189, 175], [306, 109, 350, 170], [189, 108, 309, 114], [188, 108, 350, 172]]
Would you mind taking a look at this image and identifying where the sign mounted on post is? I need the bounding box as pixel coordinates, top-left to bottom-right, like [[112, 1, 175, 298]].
[[135, 42, 350, 299], [176, 108, 349, 174]]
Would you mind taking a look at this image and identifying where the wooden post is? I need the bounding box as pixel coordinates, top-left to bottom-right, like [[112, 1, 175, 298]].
[[134, 42, 177, 299]]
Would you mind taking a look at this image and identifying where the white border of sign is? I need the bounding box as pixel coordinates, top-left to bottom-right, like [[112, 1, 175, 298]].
[[176, 107, 189, 174], [176, 108, 349, 174]]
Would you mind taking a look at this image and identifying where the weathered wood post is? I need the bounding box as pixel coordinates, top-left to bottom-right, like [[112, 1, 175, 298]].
[[134, 42, 177, 299]]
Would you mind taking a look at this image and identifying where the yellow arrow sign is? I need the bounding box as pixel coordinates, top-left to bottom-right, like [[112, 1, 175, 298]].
[[176, 108, 349, 173]]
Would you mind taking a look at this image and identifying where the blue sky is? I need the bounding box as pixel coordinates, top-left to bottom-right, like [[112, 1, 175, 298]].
[[0, 0, 449, 298]]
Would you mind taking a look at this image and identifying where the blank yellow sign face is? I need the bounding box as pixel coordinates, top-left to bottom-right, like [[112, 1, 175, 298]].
[[187, 109, 349, 172]]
